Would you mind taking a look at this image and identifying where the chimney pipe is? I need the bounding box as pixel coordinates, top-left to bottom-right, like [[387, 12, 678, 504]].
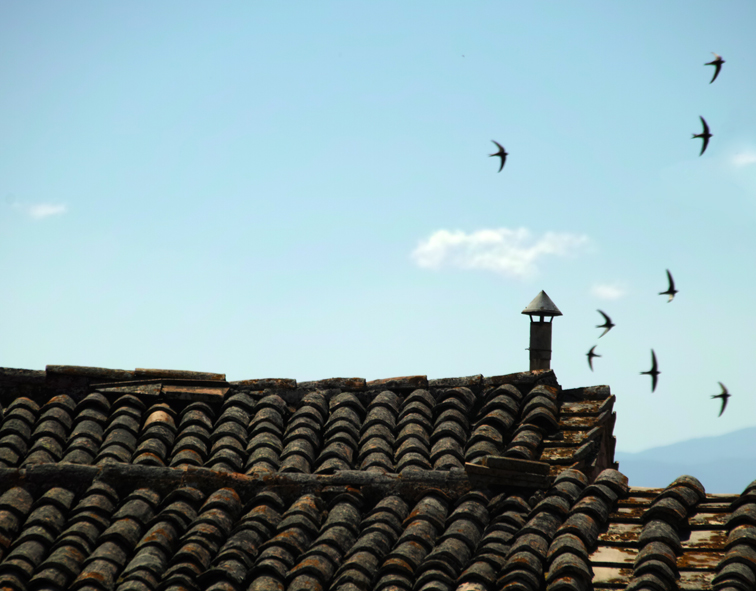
[[522, 291, 562, 371]]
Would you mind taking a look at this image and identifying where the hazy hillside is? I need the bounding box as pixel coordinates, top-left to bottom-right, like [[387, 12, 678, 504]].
[[615, 426, 756, 494]]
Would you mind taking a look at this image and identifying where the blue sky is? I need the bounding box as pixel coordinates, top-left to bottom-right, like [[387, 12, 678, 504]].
[[2, 2, 755, 454]]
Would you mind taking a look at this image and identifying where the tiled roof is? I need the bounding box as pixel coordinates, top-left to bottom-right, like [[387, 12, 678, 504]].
[[0, 364, 751, 591], [591, 476, 756, 591]]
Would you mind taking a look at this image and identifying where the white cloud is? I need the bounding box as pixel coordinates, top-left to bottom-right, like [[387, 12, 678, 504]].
[[411, 227, 589, 279], [591, 283, 625, 300], [11, 202, 67, 219], [733, 151, 756, 167]]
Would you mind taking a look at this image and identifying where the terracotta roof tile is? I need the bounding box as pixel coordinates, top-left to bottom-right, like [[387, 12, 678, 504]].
[[4, 364, 724, 591]]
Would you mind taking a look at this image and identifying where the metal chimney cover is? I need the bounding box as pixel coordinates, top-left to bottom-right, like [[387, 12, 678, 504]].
[[521, 291, 563, 317]]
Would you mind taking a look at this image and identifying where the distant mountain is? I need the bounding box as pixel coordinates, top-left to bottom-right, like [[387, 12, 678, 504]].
[[615, 426, 756, 494]]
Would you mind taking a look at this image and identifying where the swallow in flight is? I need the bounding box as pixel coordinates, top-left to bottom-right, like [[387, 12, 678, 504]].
[[705, 53, 725, 84], [641, 349, 660, 392], [490, 140, 508, 172], [587, 345, 601, 371], [659, 269, 678, 302], [596, 310, 615, 338], [693, 116, 712, 156], [712, 382, 731, 417]]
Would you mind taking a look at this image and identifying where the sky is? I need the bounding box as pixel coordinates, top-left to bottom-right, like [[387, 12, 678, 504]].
[[2, 2, 755, 457]]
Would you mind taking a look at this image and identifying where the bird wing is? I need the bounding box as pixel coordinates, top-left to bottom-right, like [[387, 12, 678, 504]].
[[650, 350, 658, 372], [719, 382, 728, 395], [597, 310, 613, 337], [587, 346, 596, 371], [719, 396, 728, 416], [651, 372, 658, 392], [700, 116, 710, 135], [666, 269, 675, 291], [490, 141, 506, 171], [700, 134, 710, 156], [710, 63, 722, 83]]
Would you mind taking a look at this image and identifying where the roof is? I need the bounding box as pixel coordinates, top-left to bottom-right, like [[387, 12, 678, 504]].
[[0, 364, 752, 591]]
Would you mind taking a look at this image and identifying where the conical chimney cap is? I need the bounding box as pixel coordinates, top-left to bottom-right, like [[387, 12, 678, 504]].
[[522, 291, 562, 317]]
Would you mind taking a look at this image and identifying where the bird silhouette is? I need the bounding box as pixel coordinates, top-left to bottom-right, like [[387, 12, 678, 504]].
[[587, 345, 601, 371], [659, 269, 678, 302], [692, 116, 712, 156], [490, 140, 508, 172], [711, 382, 731, 417], [596, 310, 615, 338], [705, 53, 725, 84], [641, 349, 660, 392]]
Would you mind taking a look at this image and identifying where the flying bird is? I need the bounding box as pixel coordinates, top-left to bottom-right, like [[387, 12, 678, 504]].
[[490, 140, 508, 172], [659, 269, 678, 302], [640, 349, 660, 392], [596, 310, 615, 338], [711, 382, 731, 417], [587, 345, 601, 371], [705, 53, 725, 84], [692, 116, 712, 156]]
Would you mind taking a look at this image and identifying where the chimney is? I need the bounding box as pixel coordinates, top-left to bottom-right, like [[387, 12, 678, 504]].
[[522, 291, 562, 371]]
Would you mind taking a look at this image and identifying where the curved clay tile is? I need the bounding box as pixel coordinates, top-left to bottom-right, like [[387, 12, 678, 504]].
[[279, 394, 327, 474], [315, 396, 364, 473], [395, 390, 435, 473], [249, 494, 326, 590], [0, 486, 35, 561], [534, 493, 572, 519], [206, 397, 254, 473], [580, 482, 619, 506], [71, 488, 160, 591], [620, 475, 705, 591], [415, 491, 490, 591], [497, 470, 587, 591], [465, 430, 504, 464], [0, 397, 39, 468], [547, 533, 590, 565], [643, 497, 689, 525], [521, 394, 558, 420], [504, 425, 544, 462], [712, 479, 756, 591], [169, 402, 215, 468], [94, 395, 145, 466], [522, 406, 560, 435], [202, 490, 284, 591], [430, 389, 475, 468], [160, 488, 242, 591], [435, 407, 470, 432], [287, 493, 363, 590], [593, 468, 629, 495], [0, 486, 77, 590], [544, 469, 626, 591], [457, 493, 532, 591], [374, 492, 450, 591], [637, 519, 683, 555], [335, 532, 393, 586], [31, 481, 119, 590], [132, 403, 177, 466], [245, 395, 287, 475], [22, 394, 76, 465], [358, 424, 395, 473], [398, 389, 435, 419], [61, 392, 111, 465], [476, 385, 521, 421]]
